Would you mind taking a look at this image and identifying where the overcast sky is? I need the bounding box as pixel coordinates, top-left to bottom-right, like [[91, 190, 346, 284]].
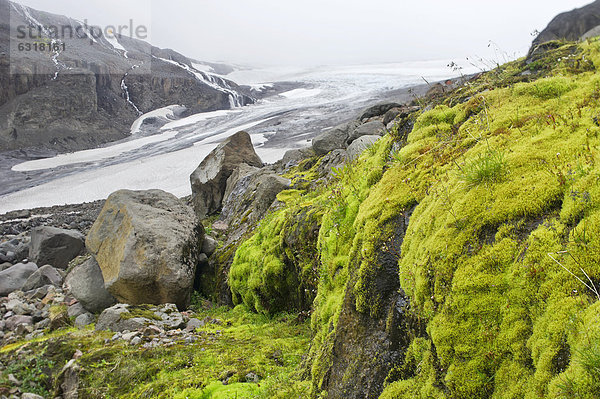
[[14, 0, 594, 66]]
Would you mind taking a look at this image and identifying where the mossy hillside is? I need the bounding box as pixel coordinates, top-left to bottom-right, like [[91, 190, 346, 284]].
[[0, 305, 311, 399], [381, 41, 600, 397], [229, 40, 600, 398]]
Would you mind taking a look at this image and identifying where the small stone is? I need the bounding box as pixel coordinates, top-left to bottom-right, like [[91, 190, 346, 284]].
[[73, 350, 83, 359], [202, 236, 218, 257], [185, 318, 204, 332], [67, 303, 87, 318], [130, 336, 142, 345], [121, 331, 138, 341], [245, 372, 260, 383], [184, 335, 197, 345], [21, 393, 45, 399], [5, 315, 33, 330], [74, 313, 95, 328], [8, 373, 21, 386], [35, 318, 50, 329]]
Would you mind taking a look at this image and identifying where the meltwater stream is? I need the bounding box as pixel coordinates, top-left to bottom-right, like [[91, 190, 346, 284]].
[[0, 61, 475, 214]]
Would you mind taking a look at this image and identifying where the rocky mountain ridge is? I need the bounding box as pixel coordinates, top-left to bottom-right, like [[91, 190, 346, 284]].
[[0, 0, 254, 154]]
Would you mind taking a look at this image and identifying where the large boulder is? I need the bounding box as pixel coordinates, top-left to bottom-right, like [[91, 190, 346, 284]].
[[532, 1, 600, 47], [29, 227, 85, 269], [281, 146, 315, 168], [65, 258, 116, 313], [347, 135, 381, 161], [347, 121, 386, 145], [86, 189, 204, 309], [0, 262, 38, 296], [312, 121, 359, 155], [190, 131, 263, 219]]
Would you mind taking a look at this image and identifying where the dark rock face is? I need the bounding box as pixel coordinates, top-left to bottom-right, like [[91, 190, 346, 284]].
[[317, 210, 417, 399], [532, 1, 600, 47], [0, 0, 253, 154], [190, 131, 263, 219], [29, 226, 85, 269], [86, 189, 203, 309]]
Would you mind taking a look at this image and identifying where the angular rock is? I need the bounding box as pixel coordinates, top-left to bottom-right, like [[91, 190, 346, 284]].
[[221, 171, 291, 232], [5, 315, 33, 330], [95, 304, 148, 332], [190, 131, 263, 219], [347, 121, 385, 145], [317, 149, 348, 178], [281, 146, 315, 168], [21, 265, 63, 291], [29, 227, 85, 269], [312, 122, 353, 155], [21, 394, 45, 399], [86, 189, 203, 309], [202, 236, 218, 258], [65, 257, 116, 314], [74, 312, 95, 328], [347, 135, 381, 161], [223, 163, 260, 204], [67, 302, 87, 318], [359, 102, 402, 120], [0, 262, 38, 296]]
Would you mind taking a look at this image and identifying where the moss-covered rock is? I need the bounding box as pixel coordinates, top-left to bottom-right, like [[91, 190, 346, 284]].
[[226, 40, 600, 398]]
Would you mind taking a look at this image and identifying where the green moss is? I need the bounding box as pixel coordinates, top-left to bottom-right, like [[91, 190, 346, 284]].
[[119, 305, 162, 321], [0, 306, 310, 399]]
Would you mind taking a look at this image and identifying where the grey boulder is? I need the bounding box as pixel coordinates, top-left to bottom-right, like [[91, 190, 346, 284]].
[[312, 122, 357, 155], [65, 257, 116, 313], [359, 102, 402, 120], [0, 262, 38, 296], [29, 226, 85, 269], [347, 121, 386, 145], [190, 131, 263, 219], [281, 146, 315, 168], [221, 170, 291, 234], [74, 313, 96, 328], [21, 264, 63, 291], [347, 135, 381, 161], [95, 304, 148, 332], [86, 189, 203, 309]]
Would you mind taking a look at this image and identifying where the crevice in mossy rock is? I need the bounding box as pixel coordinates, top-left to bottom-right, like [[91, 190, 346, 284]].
[[316, 207, 418, 399], [551, 339, 571, 375]]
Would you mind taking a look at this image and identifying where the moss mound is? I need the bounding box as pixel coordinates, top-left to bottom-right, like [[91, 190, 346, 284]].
[[228, 40, 600, 398]]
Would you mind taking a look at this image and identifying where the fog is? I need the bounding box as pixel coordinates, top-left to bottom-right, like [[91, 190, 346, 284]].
[[13, 0, 594, 66]]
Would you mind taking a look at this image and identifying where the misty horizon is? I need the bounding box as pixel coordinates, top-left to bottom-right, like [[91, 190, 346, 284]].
[[10, 0, 594, 67]]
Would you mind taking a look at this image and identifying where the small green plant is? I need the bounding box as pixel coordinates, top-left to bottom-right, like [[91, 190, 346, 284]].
[[457, 149, 508, 187]]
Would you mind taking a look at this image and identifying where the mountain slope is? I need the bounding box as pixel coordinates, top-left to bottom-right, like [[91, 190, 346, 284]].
[[0, 0, 253, 153], [532, 0, 600, 46], [227, 39, 600, 398]]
